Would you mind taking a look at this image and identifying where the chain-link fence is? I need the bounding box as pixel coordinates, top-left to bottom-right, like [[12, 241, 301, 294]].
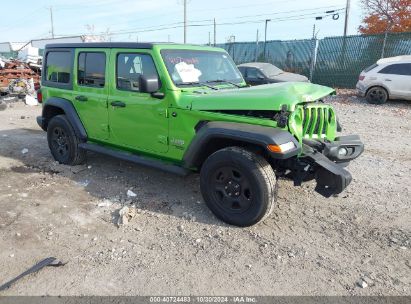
[[218, 32, 411, 88]]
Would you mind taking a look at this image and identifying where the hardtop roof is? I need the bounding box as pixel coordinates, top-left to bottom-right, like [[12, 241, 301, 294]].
[[44, 42, 221, 50], [45, 42, 157, 49]]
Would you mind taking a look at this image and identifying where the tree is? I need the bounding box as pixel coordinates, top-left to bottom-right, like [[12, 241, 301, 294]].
[[359, 0, 411, 34]]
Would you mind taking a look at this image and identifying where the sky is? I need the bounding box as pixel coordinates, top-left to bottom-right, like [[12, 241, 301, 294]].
[[0, 0, 364, 44]]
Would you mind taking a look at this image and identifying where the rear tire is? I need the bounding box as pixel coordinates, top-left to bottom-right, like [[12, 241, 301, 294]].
[[47, 115, 86, 165], [200, 147, 277, 227], [366, 86, 388, 104]]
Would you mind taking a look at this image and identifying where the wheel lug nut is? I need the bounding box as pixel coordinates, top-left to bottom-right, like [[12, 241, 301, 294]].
[[224, 186, 228, 189], [235, 192, 239, 196]]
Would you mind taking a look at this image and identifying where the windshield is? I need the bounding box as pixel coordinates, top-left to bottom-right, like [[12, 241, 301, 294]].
[[161, 49, 244, 87]]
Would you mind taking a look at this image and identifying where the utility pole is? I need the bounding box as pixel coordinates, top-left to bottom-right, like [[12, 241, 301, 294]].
[[264, 19, 271, 61], [343, 0, 350, 37], [49, 6, 55, 38], [213, 18, 216, 46], [255, 29, 259, 61], [183, 0, 187, 43], [208, 32, 211, 46], [312, 23, 316, 39], [309, 23, 317, 81]]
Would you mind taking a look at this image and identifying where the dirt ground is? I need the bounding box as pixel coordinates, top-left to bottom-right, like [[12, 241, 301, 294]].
[[0, 91, 410, 296]]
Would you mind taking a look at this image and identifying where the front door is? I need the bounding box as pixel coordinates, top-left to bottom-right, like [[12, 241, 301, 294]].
[[108, 49, 169, 153], [72, 49, 110, 141]]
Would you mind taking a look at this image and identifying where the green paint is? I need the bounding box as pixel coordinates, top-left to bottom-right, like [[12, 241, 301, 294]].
[[42, 43, 338, 165]]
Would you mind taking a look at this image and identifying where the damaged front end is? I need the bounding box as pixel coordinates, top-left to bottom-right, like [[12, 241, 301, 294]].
[[293, 136, 364, 197], [288, 102, 364, 197]]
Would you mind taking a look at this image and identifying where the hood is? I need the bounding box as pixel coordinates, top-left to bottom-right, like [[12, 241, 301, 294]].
[[181, 82, 335, 112], [270, 72, 309, 83]]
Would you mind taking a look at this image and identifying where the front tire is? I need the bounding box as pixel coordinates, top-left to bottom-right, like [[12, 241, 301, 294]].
[[366, 86, 388, 104], [47, 115, 86, 165], [200, 147, 277, 227]]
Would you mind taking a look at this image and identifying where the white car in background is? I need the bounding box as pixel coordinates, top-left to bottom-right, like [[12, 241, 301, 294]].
[[356, 55, 411, 104]]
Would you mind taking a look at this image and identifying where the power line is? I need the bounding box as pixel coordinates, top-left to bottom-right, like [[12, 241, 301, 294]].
[[65, 10, 345, 38], [227, 5, 342, 20], [57, 19, 213, 37], [189, 0, 302, 13], [57, 7, 344, 38]]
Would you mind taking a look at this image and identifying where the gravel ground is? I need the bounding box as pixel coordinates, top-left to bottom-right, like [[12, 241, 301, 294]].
[[0, 91, 410, 296]]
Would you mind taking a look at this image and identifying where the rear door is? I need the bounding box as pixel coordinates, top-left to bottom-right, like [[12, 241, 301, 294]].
[[107, 49, 169, 153], [378, 63, 411, 98], [72, 49, 110, 141]]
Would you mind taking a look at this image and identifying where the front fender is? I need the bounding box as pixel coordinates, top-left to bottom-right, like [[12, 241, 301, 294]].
[[183, 121, 300, 168]]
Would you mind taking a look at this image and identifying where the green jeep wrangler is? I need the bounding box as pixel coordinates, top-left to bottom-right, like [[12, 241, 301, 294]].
[[37, 42, 364, 227]]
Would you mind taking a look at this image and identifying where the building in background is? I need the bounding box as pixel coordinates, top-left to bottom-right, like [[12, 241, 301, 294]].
[[0, 35, 101, 62]]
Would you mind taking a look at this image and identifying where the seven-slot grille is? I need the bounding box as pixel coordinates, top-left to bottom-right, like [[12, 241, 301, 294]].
[[302, 106, 334, 138]]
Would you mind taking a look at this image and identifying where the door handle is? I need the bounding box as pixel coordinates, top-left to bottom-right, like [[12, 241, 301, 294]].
[[75, 95, 88, 102], [110, 101, 126, 108], [385, 79, 392, 81]]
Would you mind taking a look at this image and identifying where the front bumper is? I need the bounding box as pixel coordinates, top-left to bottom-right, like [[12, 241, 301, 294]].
[[299, 135, 364, 197]]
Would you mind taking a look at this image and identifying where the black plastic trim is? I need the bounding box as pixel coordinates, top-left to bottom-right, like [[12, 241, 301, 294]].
[[303, 148, 352, 197], [183, 121, 301, 168], [36, 116, 46, 131], [40, 97, 87, 141], [323, 135, 364, 162], [79, 143, 189, 176]]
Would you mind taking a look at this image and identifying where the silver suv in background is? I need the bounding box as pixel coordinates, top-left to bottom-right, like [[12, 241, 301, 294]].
[[356, 55, 411, 104]]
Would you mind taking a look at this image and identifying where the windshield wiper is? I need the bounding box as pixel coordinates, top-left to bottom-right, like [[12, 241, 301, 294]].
[[175, 81, 218, 90], [206, 79, 245, 88]]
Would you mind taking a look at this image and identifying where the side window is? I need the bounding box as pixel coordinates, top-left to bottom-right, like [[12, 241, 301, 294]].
[[77, 52, 106, 87], [247, 68, 264, 79], [116, 53, 159, 92], [238, 66, 246, 76], [404, 64, 411, 76], [378, 64, 411, 76], [46, 51, 71, 83]]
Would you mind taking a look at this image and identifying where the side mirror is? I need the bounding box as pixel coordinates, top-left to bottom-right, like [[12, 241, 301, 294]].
[[139, 75, 160, 93]]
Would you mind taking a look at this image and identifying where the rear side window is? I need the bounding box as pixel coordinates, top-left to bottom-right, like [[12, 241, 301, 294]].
[[116, 53, 159, 92], [46, 51, 71, 84], [379, 63, 411, 76], [78, 52, 106, 87], [363, 63, 378, 73], [247, 68, 264, 79]]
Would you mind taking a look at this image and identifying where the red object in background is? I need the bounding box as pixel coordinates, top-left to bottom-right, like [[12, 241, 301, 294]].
[[36, 89, 42, 103]]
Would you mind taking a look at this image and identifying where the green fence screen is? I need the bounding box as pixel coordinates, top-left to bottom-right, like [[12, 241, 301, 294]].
[[218, 32, 411, 88]]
